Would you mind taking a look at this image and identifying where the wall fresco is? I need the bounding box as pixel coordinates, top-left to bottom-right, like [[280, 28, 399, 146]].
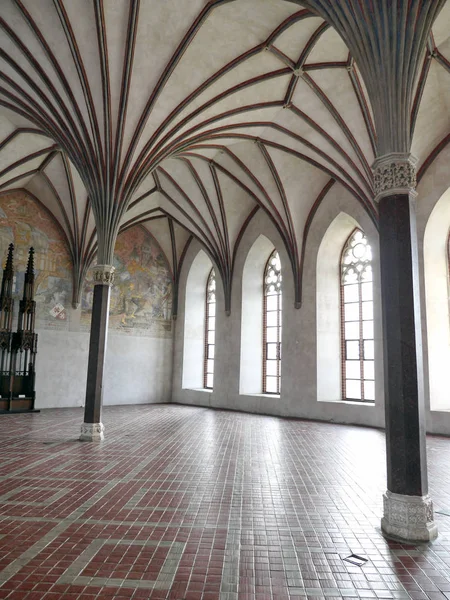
[[0, 190, 72, 331], [0, 192, 173, 338], [82, 226, 173, 338]]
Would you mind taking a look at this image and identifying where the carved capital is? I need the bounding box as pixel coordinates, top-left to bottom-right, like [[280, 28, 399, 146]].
[[79, 422, 105, 442], [92, 264, 115, 286], [372, 153, 418, 201], [381, 490, 438, 542]]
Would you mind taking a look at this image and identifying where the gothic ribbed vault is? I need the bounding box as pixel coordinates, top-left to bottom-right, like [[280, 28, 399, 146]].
[[0, 0, 449, 311]]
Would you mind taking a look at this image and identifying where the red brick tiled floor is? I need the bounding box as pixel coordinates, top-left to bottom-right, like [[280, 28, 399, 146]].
[[0, 405, 449, 600]]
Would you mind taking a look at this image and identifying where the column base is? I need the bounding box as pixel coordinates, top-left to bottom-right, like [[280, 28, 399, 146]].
[[79, 422, 105, 442], [381, 490, 438, 542]]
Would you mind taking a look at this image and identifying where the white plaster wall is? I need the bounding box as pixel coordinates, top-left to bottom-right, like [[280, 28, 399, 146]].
[[35, 329, 89, 409], [172, 167, 450, 436], [34, 326, 173, 410], [104, 334, 173, 406], [416, 145, 450, 435], [173, 194, 385, 429], [172, 241, 215, 408], [423, 190, 450, 412], [316, 212, 360, 403], [279, 185, 385, 428], [182, 250, 212, 390], [240, 235, 274, 395]]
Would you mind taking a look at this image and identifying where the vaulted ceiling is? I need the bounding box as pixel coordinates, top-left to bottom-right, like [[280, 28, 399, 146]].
[[0, 0, 449, 310]]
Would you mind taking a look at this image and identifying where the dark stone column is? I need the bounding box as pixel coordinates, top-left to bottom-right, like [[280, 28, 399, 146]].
[[374, 155, 437, 542], [80, 265, 114, 442]]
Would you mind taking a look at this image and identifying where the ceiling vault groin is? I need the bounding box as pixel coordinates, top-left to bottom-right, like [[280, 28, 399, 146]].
[[0, 0, 449, 311]]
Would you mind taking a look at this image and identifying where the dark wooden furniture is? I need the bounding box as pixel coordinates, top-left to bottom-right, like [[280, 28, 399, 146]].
[[0, 245, 38, 413]]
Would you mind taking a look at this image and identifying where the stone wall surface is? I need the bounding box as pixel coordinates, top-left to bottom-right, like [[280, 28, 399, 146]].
[[0, 190, 173, 409], [173, 181, 450, 436], [1, 174, 449, 435]]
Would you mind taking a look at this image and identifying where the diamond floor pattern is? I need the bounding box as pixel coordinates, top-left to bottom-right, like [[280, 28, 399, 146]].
[[0, 404, 449, 600]]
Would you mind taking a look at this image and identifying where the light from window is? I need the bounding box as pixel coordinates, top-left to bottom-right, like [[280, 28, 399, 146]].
[[204, 268, 216, 389], [341, 230, 374, 401], [263, 250, 282, 394]]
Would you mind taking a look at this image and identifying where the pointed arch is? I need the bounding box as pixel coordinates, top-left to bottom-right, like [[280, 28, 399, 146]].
[[423, 187, 450, 411], [182, 249, 213, 390], [240, 234, 276, 396], [316, 212, 360, 402]]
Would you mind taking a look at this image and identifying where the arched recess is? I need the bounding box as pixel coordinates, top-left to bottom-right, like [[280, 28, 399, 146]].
[[240, 234, 276, 395], [423, 187, 450, 411], [316, 212, 362, 403], [182, 249, 213, 390]]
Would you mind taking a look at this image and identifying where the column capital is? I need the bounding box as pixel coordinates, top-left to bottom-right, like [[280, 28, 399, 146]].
[[93, 264, 115, 286], [372, 153, 418, 202]]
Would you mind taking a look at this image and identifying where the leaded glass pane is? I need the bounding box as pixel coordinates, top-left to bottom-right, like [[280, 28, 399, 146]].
[[266, 360, 277, 377], [346, 379, 362, 400], [346, 361, 360, 379], [266, 343, 278, 360], [265, 376, 278, 394], [346, 340, 359, 360], [361, 282, 373, 301], [266, 327, 278, 343], [362, 301, 373, 321], [363, 340, 374, 360], [266, 295, 278, 311], [344, 283, 359, 303], [362, 320, 373, 340], [364, 380, 375, 401], [345, 321, 359, 340], [363, 361, 374, 380], [266, 311, 278, 327], [344, 302, 359, 322]]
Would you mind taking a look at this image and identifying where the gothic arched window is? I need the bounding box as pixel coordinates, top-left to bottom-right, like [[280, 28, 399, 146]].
[[263, 250, 282, 394], [341, 230, 374, 401], [204, 268, 216, 389]]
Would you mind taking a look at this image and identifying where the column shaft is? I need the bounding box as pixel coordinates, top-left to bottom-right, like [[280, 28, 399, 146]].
[[379, 193, 427, 495], [84, 283, 110, 423], [80, 270, 113, 442], [378, 192, 437, 541]]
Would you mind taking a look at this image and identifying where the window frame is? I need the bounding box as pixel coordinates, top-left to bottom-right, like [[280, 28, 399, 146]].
[[263, 250, 282, 395], [340, 228, 374, 402], [204, 268, 216, 390]]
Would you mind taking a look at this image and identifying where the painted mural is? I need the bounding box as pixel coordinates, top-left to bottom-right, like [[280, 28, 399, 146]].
[[0, 190, 72, 331], [0, 192, 172, 337], [81, 226, 173, 338]]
